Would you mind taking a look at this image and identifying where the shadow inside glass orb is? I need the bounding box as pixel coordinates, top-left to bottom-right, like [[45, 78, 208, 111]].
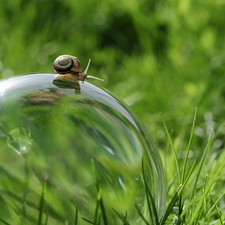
[[0, 73, 165, 225]]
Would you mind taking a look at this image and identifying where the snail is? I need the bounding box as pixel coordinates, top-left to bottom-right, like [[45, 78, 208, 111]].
[[53, 55, 104, 83]]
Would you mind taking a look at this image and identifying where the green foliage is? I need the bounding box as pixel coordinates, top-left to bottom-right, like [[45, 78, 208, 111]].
[[1, 0, 225, 224]]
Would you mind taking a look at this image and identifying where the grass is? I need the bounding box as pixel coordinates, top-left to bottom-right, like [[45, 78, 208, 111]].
[[0, 0, 225, 224], [13, 109, 225, 225]]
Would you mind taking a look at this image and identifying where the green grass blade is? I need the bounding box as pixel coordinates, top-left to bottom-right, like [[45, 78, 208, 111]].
[[134, 204, 150, 225], [167, 178, 174, 194], [160, 112, 180, 184], [190, 132, 212, 200], [38, 178, 47, 225], [182, 160, 196, 188], [206, 192, 225, 218], [92, 158, 108, 225], [98, 214, 101, 225], [144, 184, 159, 225], [75, 206, 78, 225], [82, 218, 94, 224], [112, 208, 130, 225], [124, 211, 127, 220], [181, 107, 197, 184], [178, 160, 196, 222], [190, 132, 212, 223], [98, 192, 108, 225], [0, 219, 11, 225], [180, 196, 197, 219], [44, 214, 48, 225], [215, 211, 225, 225], [93, 189, 101, 225], [193, 176, 208, 225], [160, 185, 182, 225], [214, 200, 223, 225], [142, 158, 159, 225]]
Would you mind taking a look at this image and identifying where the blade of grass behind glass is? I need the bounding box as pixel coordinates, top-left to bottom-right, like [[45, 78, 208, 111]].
[[160, 185, 182, 225], [160, 112, 180, 183], [142, 158, 159, 225], [124, 211, 127, 220], [99, 193, 108, 225], [142, 159, 153, 223], [1, 193, 20, 216], [75, 206, 78, 225], [164, 133, 170, 187], [38, 180, 47, 225], [82, 217, 94, 224], [98, 214, 101, 225], [94, 168, 108, 225], [112, 208, 130, 225], [0, 219, 11, 225], [144, 182, 159, 225], [45, 214, 48, 225], [93, 188, 101, 225], [134, 204, 150, 225]]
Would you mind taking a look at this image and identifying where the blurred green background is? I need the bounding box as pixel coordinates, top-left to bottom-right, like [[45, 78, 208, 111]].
[[0, 0, 225, 162]]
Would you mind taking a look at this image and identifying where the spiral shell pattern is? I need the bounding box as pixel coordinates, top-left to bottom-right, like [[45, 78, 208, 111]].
[[53, 55, 82, 74]]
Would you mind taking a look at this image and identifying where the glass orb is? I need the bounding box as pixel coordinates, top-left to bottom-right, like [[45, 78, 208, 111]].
[[0, 74, 165, 224]]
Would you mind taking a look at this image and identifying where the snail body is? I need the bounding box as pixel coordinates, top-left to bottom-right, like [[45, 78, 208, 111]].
[[53, 55, 104, 82]]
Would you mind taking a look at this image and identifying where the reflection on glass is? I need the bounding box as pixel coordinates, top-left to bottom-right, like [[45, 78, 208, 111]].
[[6, 128, 32, 154], [0, 74, 165, 224]]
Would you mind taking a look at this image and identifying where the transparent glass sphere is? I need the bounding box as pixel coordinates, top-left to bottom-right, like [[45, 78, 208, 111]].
[[0, 74, 165, 224]]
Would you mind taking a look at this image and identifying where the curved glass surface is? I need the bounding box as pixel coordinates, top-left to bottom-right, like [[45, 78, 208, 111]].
[[0, 74, 165, 224]]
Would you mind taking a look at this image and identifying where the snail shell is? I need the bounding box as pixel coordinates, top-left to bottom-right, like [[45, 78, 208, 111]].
[[53, 55, 104, 83], [53, 55, 82, 74]]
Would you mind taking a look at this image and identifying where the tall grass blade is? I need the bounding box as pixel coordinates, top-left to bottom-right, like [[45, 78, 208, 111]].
[[99, 197, 108, 225], [181, 107, 197, 184], [112, 208, 130, 225], [134, 204, 150, 225], [93, 189, 101, 225], [206, 192, 225, 218], [189, 133, 214, 223], [44, 214, 48, 225], [160, 185, 182, 225], [214, 200, 223, 225], [215, 211, 225, 225], [98, 214, 101, 225], [167, 178, 174, 194], [190, 131, 212, 200], [75, 206, 78, 225], [160, 112, 180, 183], [92, 158, 108, 225], [189, 132, 212, 223], [182, 160, 196, 188], [194, 205, 203, 225], [38, 178, 47, 225], [0, 219, 11, 225], [82, 218, 94, 224]]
